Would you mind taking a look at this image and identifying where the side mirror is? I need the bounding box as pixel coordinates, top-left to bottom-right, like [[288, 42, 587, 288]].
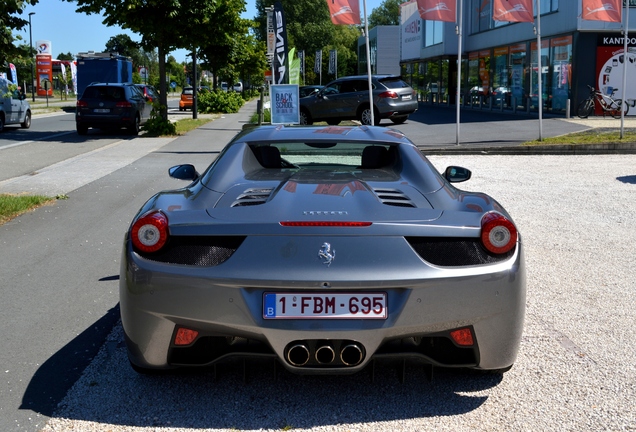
[[444, 166, 472, 183], [169, 164, 199, 181]]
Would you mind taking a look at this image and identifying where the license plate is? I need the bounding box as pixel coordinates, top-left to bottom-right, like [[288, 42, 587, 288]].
[[94, 108, 110, 113], [402, 95, 412, 100], [263, 292, 387, 319]]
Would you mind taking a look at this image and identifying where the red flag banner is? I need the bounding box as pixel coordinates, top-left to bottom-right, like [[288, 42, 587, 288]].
[[492, 0, 534, 22], [327, 0, 361, 25], [416, 0, 456, 22], [581, 0, 622, 22]]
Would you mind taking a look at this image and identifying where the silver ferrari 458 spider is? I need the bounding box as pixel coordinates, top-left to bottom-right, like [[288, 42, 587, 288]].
[[120, 125, 525, 376]]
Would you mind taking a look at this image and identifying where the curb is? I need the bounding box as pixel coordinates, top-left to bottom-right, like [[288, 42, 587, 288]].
[[418, 142, 636, 155]]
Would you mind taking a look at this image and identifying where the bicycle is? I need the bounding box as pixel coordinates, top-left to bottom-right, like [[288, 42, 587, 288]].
[[577, 85, 629, 119]]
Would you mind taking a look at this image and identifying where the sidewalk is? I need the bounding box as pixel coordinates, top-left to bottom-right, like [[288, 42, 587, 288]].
[[0, 99, 257, 197]]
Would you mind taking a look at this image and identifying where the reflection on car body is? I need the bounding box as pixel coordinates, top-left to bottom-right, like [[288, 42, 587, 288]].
[[121, 124, 526, 378]]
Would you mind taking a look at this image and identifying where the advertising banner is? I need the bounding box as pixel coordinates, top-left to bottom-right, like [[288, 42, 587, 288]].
[[273, 2, 289, 84], [582, 0, 622, 22], [289, 48, 300, 84], [298, 50, 304, 74], [416, 0, 455, 22], [492, 0, 533, 22], [327, 0, 361, 25], [328, 50, 337, 75], [9, 63, 17, 85], [315, 50, 322, 73], [401, 1, 421, 61], [595, 35, 636, 115], [271, 84, 300, 124], [36, 40, 53, 96]]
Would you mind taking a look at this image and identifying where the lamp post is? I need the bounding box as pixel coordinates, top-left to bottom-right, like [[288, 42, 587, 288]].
[[28, 12, 35, 102]]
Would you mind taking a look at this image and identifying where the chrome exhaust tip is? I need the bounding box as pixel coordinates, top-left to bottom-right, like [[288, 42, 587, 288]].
[[340, 344, 364, 366], [287, 344, 310, 366], [315, 345, 336, 364]]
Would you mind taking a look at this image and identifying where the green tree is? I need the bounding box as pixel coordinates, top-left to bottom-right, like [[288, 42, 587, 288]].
[[57, 52, 74, 60], [66, 0, 245, 120], [254, 0, 360, 85], [368, 0, 403, 27], [0, 0, 37, 62]]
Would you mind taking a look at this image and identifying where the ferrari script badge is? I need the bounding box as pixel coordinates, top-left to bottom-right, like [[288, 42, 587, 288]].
[[318, 243, 335, 266]]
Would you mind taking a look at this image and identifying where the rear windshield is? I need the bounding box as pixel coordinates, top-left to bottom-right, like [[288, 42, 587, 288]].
[[83, 86, 125, 100], [250, 142, 395, 170], [183, 88, 193, 95], [378, 77, 411, 89]]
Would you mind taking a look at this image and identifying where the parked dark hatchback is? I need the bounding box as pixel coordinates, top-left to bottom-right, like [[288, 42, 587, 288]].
[[299, 75, 418, 126], [135, 84, 159, 103], [76, 83, 152, 135]]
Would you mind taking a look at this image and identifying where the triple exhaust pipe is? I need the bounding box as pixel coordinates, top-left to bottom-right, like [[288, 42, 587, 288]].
[[287, 341, 364, 367]]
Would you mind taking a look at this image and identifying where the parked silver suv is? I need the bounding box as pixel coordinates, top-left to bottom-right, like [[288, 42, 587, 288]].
[[0, 77, 32, 132], [299, 75, 417, 126]]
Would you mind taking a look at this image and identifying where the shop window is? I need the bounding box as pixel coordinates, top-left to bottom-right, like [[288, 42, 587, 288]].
[[549, 36, 572, 112]]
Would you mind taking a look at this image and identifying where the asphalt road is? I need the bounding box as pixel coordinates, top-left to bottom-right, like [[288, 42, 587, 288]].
[[0, 104, 244, 432], [0, 99, 626, 431]]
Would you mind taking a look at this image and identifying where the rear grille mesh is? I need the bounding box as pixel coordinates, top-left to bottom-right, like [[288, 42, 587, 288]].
[[406, 237, 515, 266], [136, 236, 245, 266], [373, 188, 416, 208], [231, 188, 274, 207]]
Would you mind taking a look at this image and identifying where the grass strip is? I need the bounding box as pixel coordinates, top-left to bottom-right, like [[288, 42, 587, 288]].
[[524, 129, 636, 146], [0, 194, 55, 225]]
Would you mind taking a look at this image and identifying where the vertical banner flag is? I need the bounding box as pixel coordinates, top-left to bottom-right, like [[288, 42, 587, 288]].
[[493, 0, 534, 22], [273, 2, 289, 84], [298, 50, 305, 74], [328, 50, 337, 74], [289, 48, 301, 85], [327, 0, 361, 25], [581, 0, 622, 22], [416, 0, 456, 22], [315, 50, 322, 73], [9, 63, 17, 84]]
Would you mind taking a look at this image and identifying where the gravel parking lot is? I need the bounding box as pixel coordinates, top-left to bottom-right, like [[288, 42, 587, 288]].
[[41, 154, 636, 432]]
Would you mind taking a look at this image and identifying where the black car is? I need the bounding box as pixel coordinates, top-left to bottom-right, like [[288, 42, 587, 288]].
[[135, 84, 159, 103], [76, 83, 153, 135], [299, 75, 418, 126]]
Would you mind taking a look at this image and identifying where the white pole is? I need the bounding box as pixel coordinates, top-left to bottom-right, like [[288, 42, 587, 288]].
[[455, 0, 463, 145], [536, 1, 543, 141], [621, 3, 629, 138], [363, 0, 374, 125]]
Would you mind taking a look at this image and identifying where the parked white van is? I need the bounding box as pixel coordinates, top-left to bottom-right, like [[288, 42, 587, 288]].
[[0, 78, 31, 132], [233, 82, 243, 92]]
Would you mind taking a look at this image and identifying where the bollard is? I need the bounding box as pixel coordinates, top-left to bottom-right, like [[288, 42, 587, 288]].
[[566, 99, 570, 118]]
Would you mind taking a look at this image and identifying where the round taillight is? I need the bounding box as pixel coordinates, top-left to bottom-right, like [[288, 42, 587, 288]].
[[481, 212, 517, 254], [131, 210, 169, 253]]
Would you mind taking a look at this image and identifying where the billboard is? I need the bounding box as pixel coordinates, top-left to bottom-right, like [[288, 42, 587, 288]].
[[36, 40, 53, 96]]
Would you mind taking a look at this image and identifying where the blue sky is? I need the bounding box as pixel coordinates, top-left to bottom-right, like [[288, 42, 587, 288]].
[[18, 0, 383, 63]]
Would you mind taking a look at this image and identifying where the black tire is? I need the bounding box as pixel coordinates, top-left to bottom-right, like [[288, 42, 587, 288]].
[[129, 115, 141, 135], [577, 99, 594, 118], [21, 111, 31, 129], [610, 100, 629, 119], [326, 119, 341, 125], [299, 109, 312, 125], [0, 114, 4, 133], [359, 106, 380, 126], [391, 115, 408, 125], [76, 124, 88, 135]]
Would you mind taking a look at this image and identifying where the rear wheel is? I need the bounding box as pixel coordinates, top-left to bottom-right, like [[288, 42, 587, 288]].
[[391, 115, 407, 125], [609, 99, 629, 119], [299, 109, 312, 125], [76, 124, 88, 135], [21, 111, 31, 128], [129, 115, 141, 135], [0, 114, 4, 132], [577, 99, 594, 118]]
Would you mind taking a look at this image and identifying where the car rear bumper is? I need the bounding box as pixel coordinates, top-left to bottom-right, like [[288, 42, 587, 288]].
[[120, 238, 525, 374]]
